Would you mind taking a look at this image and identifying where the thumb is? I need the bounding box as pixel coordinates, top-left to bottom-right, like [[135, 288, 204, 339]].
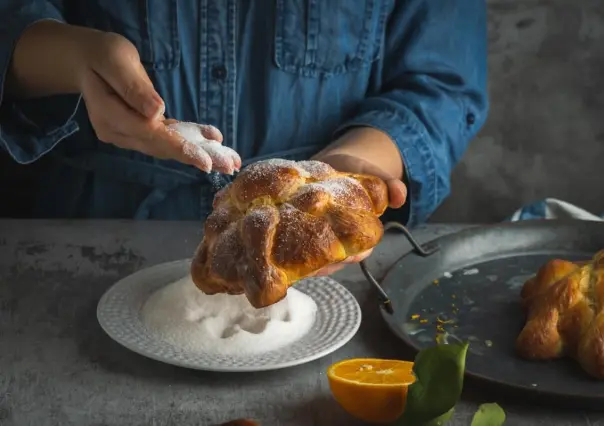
[[386, 179, 407, 209], [98, 53, 165, 119]]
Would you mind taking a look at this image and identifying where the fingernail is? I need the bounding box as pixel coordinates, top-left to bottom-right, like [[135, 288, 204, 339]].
[[225, 158, 235, 175], [233, 156, 242, 172], [143, 99, 164, 119]]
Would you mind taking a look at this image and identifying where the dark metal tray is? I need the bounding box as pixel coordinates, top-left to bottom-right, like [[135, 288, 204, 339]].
[[363, 220, 604, 409]]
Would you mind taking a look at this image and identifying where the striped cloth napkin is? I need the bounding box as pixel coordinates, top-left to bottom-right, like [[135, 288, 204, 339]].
[[508, 198, 602, 222]]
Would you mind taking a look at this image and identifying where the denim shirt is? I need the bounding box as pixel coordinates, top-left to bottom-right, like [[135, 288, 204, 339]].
[[0, 0, 488, 226]]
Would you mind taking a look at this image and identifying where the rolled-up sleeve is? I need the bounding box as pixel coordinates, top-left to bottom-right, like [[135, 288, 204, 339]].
[[0, 0, 81, 165], [335, 0, 489, 228]]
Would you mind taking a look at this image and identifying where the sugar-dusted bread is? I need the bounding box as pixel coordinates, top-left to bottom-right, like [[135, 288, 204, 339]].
[[191, 159, 389, 308], [516, 250, 604, 378]]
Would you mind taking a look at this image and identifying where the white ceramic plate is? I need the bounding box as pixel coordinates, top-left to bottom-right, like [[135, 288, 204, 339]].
[[97, 260, 362, 372]]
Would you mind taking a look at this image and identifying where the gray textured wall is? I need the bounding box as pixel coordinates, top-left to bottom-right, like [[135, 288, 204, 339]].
[[432, 0, 604, 223]]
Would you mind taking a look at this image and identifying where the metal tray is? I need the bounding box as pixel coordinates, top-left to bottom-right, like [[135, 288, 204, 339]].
[[362, 220, 604, 409]]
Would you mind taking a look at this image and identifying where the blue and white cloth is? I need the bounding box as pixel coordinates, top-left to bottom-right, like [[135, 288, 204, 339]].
[[509, 198, 603, 222]]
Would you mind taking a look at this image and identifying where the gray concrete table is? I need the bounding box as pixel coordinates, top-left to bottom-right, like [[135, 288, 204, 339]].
[[0, 220, 601, 426]]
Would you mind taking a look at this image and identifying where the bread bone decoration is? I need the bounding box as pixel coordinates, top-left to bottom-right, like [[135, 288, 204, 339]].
[[516, 250, 604, 378], [191, 159, 389, 308]]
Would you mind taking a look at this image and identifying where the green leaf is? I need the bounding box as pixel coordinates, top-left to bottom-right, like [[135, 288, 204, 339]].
[[422, 408, 454, 426], [470, 403, 506, 426], [395, 342, 469, 426]]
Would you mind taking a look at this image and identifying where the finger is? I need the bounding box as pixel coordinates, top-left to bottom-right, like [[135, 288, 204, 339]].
[[231, 152, 242, 171], [341, 249, 373, 264], [165, 123, 222, 172], [105, 125, 184, 163], [179, 140, 214, 172], [97, 50, 165, 119], [94, 75, 236, 174], [314, 262, 347, 277], [198, 124, 223, 143], [166, 122, 240, 174], [92, 87, 213, 170], [202, 141, 237, 174], [108, 133, 158, 156], [386, 179, 407, 209], [163, 120, 225, 144], [98, 89, 163, 148], [313, 248, 373, 277], [166, 122, 214, 143], [86, 76, 156, 149], [150, 126, 215, 172], [155, 125, 214, 171]]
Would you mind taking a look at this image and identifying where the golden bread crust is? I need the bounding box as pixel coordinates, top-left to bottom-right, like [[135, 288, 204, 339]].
[[190, 159, 389, 308], [516, 250, 604, 378]]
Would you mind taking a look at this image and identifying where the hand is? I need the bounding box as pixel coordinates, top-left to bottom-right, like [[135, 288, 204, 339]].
[[310, 133, 408, 276], [163, 120, 241, 174], [78, 31, 240, 173]]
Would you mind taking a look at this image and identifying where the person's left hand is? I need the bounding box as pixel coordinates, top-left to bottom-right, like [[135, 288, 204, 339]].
[[310, 151, 408, 276]]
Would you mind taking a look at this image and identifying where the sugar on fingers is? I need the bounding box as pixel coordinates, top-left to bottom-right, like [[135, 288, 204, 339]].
[[166, 121, 242, 174]]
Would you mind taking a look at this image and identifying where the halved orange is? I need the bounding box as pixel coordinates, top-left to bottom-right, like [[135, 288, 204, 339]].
[[327, 358, 415, 424]]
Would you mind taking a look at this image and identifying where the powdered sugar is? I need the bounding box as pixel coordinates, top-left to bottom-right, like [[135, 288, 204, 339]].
[[277, 203, 300, 221], [182, 140, 212, 170], [241, 160, 361, 205], [167, 122, 241, 174], [206, 206, 232, 231], [317, 176, 361, 197], [295, 176, 363, 206], [244, 159, 311, 179], [245, 206, 276, 229], [140, 275, 317, 356], [296, 160, 335, 179]]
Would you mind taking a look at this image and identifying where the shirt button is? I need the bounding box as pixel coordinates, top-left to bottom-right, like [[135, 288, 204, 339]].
[[466, 113, 476, 125], [212, 65, 227, 80]]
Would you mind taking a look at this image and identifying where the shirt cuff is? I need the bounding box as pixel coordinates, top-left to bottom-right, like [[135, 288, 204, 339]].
[[334, 108, 436, 229], [0, 4, 81, 164]]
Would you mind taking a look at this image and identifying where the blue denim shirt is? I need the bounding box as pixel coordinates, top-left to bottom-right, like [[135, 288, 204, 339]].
[[0, 0, 488, 226]]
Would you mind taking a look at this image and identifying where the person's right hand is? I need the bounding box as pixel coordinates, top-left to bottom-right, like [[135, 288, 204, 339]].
[[77, 31, 240, 174]]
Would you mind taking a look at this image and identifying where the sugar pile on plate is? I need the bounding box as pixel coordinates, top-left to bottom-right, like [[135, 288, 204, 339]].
[[141, 275, 318, 356]]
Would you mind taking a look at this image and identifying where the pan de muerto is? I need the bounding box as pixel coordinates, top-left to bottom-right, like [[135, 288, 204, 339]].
[[190, 159, 389, 308]]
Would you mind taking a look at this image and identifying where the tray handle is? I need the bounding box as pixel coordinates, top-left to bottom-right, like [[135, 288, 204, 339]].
[[360, 221, 440, 315]]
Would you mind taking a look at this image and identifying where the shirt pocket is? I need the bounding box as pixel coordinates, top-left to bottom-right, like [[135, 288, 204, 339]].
[[87, 0, 180, 71], [274, 0, 389, 77]]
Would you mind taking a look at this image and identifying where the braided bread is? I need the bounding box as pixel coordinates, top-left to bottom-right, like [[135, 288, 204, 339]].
[[190, 159, 389, 308], [516, 250, 604, 378]]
